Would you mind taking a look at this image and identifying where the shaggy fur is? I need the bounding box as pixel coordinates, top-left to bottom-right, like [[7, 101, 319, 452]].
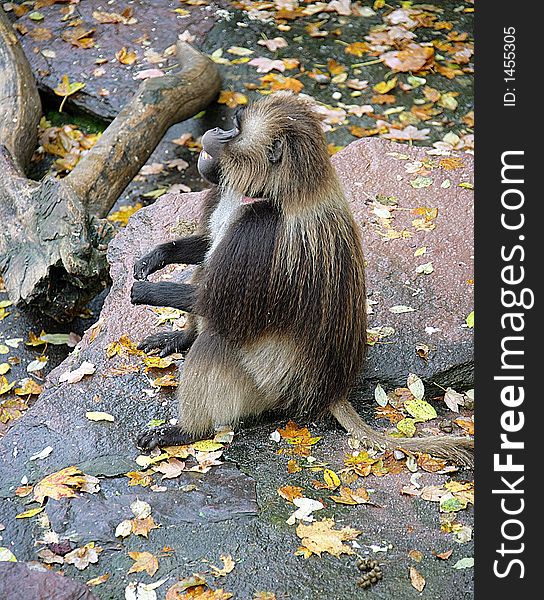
[[132, 92, 473, 466]]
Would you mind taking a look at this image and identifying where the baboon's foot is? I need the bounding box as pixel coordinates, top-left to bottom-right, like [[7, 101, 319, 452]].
[[136, 425, 195, 451], [138, 331, 195, 356]]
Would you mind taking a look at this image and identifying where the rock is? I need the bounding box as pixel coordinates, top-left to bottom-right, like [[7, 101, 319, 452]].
[[46, 466, 258, 545], [0, 138, 472, 599], [0, 562, 97, 600], [11, 0, 219, 120], [333, 138, 474, 396]]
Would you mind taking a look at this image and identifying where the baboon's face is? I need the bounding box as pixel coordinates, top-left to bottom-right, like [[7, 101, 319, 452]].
[[197, 117, 240, 185], [198, 93, 332, 201]]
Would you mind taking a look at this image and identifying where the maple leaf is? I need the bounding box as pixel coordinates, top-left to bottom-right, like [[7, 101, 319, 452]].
[[259, 74, 304, 93], [345, 42, 368, 57], [33, 466, 88, 504], [131, 515, 160, 538], [126, 470, 154, 487], [248, 57, 286, 73], [257, 37, 288, 51], [330, 486, 370, 505], [296, 518, 361, 557], [382, 44, 435, 72], [152, 373, 179, 388], [128, 551, 159, 576]]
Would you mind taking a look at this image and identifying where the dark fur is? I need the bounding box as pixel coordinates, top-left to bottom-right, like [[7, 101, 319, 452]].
[[131, 93, 473, 466]]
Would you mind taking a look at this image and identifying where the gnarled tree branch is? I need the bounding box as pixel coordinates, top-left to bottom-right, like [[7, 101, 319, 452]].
[[0, 8, 220, 320]]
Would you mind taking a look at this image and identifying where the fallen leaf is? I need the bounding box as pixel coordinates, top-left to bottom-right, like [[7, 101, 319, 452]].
[[15, 506, 45, 519], [59, 361, 96, 384], [210, 554, 235, 577], [116, 47, 137, 65], [409, 566, 426, 591], [218, 91, 248, 108], [277, 485, 304, 502], [453, 557, 474, 569], [14, 378, 43, 396], [86, 574, 111, 586], [53, 75, 85, 112], [128, 551, 159, 576], [86, 411, 114, 422], [296, 518, 361, 557], [64, 543, 102, 570], [33, 466, 87, 504]]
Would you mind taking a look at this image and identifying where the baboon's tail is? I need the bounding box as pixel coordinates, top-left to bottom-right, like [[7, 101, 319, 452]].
[[330, 398, 473, 468]]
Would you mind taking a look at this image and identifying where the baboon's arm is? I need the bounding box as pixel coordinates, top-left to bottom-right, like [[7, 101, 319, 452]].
[[131, 281, 198, 313], [134, 235, 210, 280]]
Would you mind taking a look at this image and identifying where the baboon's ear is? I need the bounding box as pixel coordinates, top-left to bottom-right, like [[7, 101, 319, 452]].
[[268, 139, 283, 164]]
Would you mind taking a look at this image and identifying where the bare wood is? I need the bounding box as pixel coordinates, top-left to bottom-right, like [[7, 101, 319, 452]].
[[0, 19, 221, 319], [67, 42, 222, 218], [0, 9, 41, 172]]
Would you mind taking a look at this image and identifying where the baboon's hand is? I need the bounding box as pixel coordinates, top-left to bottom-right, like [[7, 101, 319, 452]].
[[131, 280, 154, 305], [134, 252, 161, 280], [136, 425, 195, 452], [138, 331, 193, 356]]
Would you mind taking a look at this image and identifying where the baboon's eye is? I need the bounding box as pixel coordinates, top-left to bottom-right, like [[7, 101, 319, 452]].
[[268, 138, 283, 164]]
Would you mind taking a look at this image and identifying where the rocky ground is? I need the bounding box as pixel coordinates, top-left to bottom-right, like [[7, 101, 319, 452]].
[[1, 139, 474, 599], [1, 1, 474, 598]]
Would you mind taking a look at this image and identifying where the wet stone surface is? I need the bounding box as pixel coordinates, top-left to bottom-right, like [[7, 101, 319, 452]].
[[0, 138, 473, 599]]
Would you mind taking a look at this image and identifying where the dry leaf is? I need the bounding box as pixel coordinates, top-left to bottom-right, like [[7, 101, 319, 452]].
[[409, 566, 426, 592], [128, 551, 159, 576], [116, 47, 137, 65], [33, 466, 87, 504], [210, 554, 235, 577], [296, 518, 361, 557], [277, 485, 304, 502], [65, 543, 102, 571], [59, 361, 96, 384]]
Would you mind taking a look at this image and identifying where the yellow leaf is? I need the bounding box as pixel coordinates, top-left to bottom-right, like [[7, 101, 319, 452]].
[[323, 469, 341, 490], [296, 518, 361, 557], [107, 203, 142, 226], [345, 42, 368, 57], [0, 376, 15, 395], [85, 411, 115, 422], [33, 466, 87, 504], [218, 90, 248, 108], [373, 77, 397, 94], [15, 506, 45, 519], [53, 75, 85, 112], [86, 574, 111, 586], [116, 47, 137, 65], [128, 551, 159, 576], [192, 439, 224, 452]]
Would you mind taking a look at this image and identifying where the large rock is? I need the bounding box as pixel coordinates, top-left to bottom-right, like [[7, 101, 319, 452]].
[[335, 139, 474, 396], [0, 562, 97, 600]]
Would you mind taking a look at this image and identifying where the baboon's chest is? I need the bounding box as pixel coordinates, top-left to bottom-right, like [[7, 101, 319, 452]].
[[206, 189, 242, 259]]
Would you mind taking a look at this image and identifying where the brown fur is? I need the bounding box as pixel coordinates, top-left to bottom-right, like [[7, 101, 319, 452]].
[[164, 93, 472, 466]]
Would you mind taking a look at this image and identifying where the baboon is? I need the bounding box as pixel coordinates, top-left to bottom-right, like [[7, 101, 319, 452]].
[[131, 92, 473, 466]]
